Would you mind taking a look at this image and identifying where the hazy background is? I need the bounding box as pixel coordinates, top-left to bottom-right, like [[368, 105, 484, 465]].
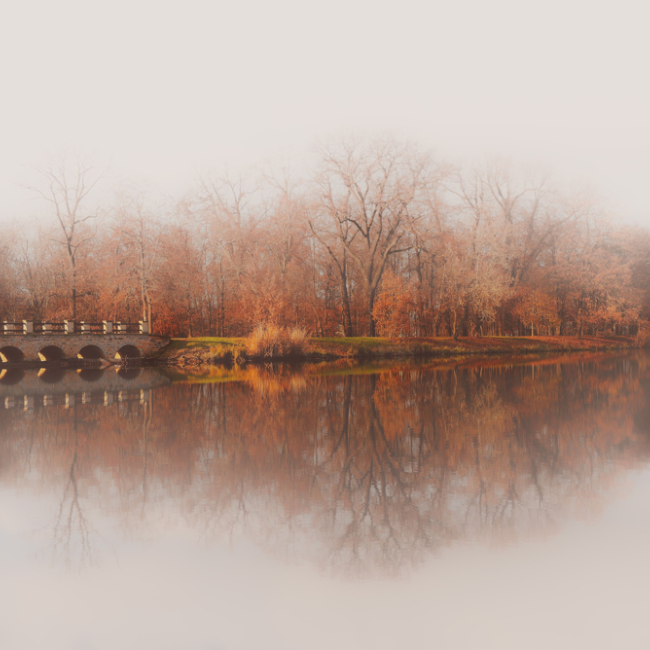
[[1, 0, 648, 223]]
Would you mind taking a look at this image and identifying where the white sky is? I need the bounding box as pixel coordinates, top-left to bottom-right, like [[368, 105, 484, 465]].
[[0, 0, 648, 224]]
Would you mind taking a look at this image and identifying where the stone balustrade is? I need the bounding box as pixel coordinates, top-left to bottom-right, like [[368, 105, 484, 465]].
[[2, 320, 150, 335]]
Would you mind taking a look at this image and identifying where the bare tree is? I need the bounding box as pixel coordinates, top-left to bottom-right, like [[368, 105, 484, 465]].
[[305, 199, 355, 336], [193, 169, 260, 334], [113, 190, 165, 326], [314, 136, 433, 336], [30, 155, 104, 320], [16, 227, 57, 320]]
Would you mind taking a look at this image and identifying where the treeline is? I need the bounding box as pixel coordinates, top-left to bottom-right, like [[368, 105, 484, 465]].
[[1, 137, 650, 338]]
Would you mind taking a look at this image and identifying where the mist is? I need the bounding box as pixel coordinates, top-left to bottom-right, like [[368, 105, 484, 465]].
[[1, 0, 648, 224]]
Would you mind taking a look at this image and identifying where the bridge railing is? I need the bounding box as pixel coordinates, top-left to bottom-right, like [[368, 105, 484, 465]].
[[2, 322, 25, 334], [2, 320, 151, 335], [74, 322, 105, 334], [33, 322, 67, 334]]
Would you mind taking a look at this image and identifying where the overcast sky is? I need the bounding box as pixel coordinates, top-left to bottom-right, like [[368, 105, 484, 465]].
[[1, 0, 648, 224]]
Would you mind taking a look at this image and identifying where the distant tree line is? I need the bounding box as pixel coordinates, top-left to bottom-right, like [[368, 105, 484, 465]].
[[1, 137, 649, 338]]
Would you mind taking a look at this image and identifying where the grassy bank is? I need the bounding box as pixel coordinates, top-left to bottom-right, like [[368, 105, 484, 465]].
[[158, 334, 642, 367], [159, 348, 641, 387]]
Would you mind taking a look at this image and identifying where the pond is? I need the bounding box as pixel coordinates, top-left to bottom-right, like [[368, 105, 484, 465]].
[[1, 352, 650, 649]]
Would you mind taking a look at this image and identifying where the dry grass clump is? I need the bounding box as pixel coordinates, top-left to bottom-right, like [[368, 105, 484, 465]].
[[245, 324, 309, 358]]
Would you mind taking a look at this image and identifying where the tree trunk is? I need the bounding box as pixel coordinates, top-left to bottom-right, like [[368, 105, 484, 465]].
[[460, 303, 470, 337], [367, 288, 377, 337], [71, 258, 77, 321], [341, 277, 353, 337]]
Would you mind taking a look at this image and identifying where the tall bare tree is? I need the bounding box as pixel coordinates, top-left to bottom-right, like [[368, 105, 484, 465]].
[[313, 136, 433, 335], [113, 190, 164, 327], [30, 155, 103, 320]]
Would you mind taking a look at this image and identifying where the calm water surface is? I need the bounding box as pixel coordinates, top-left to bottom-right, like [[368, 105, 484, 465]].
[[2, 353, 650, 649]]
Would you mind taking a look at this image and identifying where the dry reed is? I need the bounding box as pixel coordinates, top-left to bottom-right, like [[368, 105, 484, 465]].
[[245, 324, 309, 358]]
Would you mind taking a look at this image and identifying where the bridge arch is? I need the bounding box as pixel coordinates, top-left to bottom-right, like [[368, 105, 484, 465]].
[[77, 345, 106, 360], [115, 344, 141, 360], [0, 346, 25, 363], [38, 345, 66, 361]]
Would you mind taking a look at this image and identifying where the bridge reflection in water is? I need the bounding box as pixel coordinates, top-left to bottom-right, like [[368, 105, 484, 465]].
[[0, 354, 649, 577], [0, 366, 171, 409]]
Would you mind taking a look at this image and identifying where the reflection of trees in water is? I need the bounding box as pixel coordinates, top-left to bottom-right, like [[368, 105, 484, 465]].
[[51, 446, 93, 570], [0, 402, 103, 571], [0, 354, 648, 576]]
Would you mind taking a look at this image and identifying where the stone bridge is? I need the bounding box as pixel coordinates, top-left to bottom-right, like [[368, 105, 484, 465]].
[[0, 321, 169, 362]]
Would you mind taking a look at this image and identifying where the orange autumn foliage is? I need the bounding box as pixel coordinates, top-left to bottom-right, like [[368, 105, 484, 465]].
[[3, 139, 650, 338]]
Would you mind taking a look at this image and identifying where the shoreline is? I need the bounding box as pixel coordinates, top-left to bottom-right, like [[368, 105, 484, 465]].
[[157, 335, 645, 369], [2, 336, 643, 373], [158, 347, 644, 386]]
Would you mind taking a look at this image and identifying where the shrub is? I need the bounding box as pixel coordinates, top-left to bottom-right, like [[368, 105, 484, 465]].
[[245, 324, 309, 358], [635, 326, 650, 348], [373, 271, 418, 337]]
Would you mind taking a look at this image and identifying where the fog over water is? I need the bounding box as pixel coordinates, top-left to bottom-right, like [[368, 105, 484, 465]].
[[2, 354, 650, 648], [1, 0, 649, 224]]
